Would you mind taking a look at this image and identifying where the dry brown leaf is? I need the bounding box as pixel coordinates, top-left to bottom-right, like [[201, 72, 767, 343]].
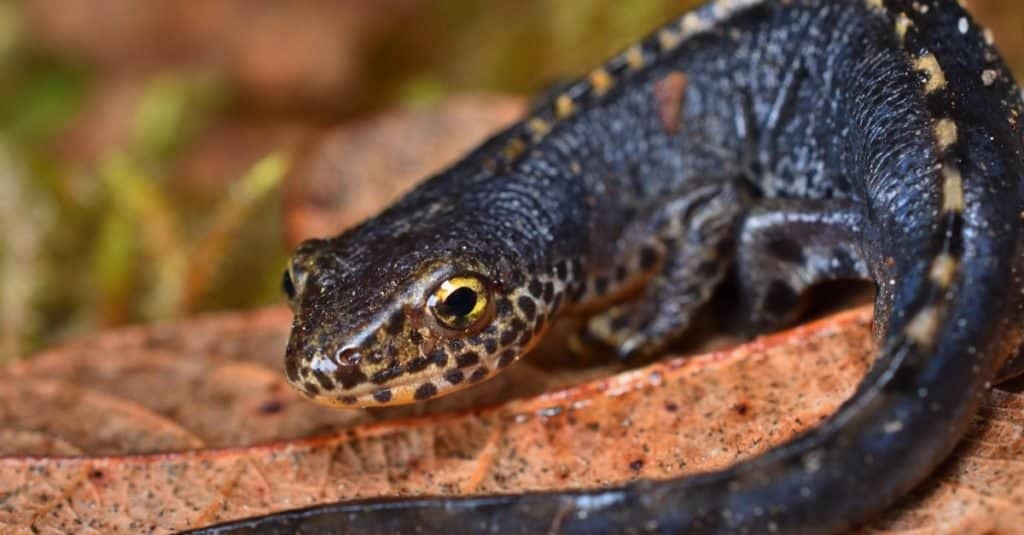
[[3, 307, 1023, 533], [0, 307, 860, 532]]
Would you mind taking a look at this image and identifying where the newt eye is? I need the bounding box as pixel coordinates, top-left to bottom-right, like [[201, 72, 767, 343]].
[[283, 270, 297, 302], [428, 275, 493, 332], [283, 261, 312, 308]]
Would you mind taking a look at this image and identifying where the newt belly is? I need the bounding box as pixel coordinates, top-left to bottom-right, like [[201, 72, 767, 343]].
[[192, 0, 1024, 533]]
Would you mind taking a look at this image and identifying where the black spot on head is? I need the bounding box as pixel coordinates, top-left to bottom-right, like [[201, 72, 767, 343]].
[[333, 366, 368, 390], [518, 329, 532, 346], [373, 388, 393, 404], [507, 269, 525, 287], [615, 265, 628, 283], [500, 327, 518, 346], [406, 355, 431, 373], [497, 349, 517, 368], [414, 382, 438, 400], [385, 311, 405, 335], [543, 282, 555, 302], [497, 297, 514, 317], [470, 367, 489, 382], [304, 381, 320, 396], [429, 348, 448, 367], [312, 370, 335, 390], [483, 337, 498, 354], [529, 279, 544, 298], [766, 236, 806, 264], [457, 352, 480, 368], [517, 296, 537, 320], [629, 459, 644, 471], [371, 366, 404, 384], [444, 369, 465, 385], [593, 277, 608, 295]]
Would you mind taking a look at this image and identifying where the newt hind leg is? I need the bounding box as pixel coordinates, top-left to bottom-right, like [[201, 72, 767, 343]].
[[732, 198, 871, 334]]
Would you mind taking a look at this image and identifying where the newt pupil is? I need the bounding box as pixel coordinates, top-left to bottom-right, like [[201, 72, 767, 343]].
[[443, 287, 478, 317]]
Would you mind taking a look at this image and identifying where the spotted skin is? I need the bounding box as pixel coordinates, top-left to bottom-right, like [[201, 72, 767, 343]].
[[202, 0, 1024, 533], [283, 249, 565, 406]]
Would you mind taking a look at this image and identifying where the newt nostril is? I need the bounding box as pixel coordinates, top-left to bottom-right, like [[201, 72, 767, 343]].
[[335, 347, 363, 366]]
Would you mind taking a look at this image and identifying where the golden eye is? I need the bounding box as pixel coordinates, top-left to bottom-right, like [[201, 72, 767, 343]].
[[428, 275, 492, 332]]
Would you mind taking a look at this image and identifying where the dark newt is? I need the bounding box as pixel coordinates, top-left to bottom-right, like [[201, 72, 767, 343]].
[[191, 0, 1024, 533]]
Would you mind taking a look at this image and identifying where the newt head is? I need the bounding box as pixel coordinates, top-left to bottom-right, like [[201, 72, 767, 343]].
[[281, 217, 557, 408]]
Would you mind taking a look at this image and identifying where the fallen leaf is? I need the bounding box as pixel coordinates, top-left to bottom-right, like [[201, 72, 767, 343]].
[[5, 302, 1024, 533], [0, 307, 872, 532]]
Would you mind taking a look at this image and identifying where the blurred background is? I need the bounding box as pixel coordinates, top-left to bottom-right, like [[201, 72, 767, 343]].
[[0, 0, 1021, 362]]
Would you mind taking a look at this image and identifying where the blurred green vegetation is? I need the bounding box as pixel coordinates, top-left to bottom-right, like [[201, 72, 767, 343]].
[[0, 0, 703, 360], [0, 0, 1020, 361]]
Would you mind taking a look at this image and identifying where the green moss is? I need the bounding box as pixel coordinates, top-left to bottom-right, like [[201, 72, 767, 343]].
[[0, 57, 90, 148]]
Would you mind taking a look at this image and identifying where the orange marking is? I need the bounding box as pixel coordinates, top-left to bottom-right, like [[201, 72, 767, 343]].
[[653, 71, 688, 134]]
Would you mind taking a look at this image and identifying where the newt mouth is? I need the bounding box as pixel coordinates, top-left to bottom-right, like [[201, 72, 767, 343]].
[[291, 354, 500, 408]]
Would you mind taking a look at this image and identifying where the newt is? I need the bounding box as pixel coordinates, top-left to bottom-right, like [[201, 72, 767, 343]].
[[194, 0, 1024, 533]]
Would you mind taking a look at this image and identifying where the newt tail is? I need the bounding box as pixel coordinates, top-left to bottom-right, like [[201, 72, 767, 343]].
[[192, 0, 1024, 533]]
